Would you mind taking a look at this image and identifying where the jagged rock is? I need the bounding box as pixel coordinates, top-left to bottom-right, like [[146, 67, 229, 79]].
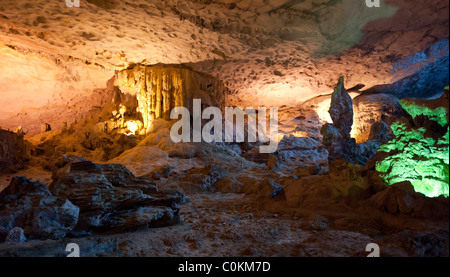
[[49, 157, 183, 234], [0, 129, 32, 173], [267, 155, 283, 172], [363, 39, 449, 99], [243, 147, 272, 164], [148, 165, 174, 180], [320, 124, 343, 145], [321, 78, 391, 166], [295, 164, 322, 178], [5, 227, 26, 245], [367, 121, 390, 142], [276, 136, 329, 168], [240, 177, 285, 200], [0, 177, 79, 241], [370, 182, 449, 219], [328, 76, 353, 139], [268, 179, 284, 197], [178, 164, 227, 193]]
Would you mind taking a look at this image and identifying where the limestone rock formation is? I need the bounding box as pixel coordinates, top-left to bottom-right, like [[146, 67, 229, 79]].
[[277, 136, 328, 169], [0, 177, 79, 241], [353, 93, 407, 143], [363, 39, 450, 99], [49, 156, 184, 234], [328, 76, 353, 139], [0, 129, 32, 173], [321, 78, 390, 165], [115, 65, 227, 129]]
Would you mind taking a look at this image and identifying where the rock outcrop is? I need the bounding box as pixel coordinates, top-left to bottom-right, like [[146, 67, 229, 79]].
[[370, 182, 449, 219], [277, 136, 329, 169], [321, 77, 390, 165], [0, 177, 79, 241], [0, 129, 32, 173], [328, 76, 353, 140], [49, 156, 184, 235], [363, 39, 449, 99]]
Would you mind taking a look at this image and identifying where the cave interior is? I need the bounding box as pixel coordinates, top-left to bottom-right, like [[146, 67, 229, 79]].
[[0, 0, 449, 257]]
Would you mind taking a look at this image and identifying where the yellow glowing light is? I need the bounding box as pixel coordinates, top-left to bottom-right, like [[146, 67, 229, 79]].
[[292, 131, 308, 137], [277, 133, 286, 142], [125, 120, 142, 136], [316, 99, 333, 123]]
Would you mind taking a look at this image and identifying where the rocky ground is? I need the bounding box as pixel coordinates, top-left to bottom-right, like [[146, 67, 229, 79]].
[[0, 189, 448, 257]]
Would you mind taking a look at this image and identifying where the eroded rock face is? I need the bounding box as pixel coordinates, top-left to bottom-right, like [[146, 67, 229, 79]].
[[353, 93, 407, 143], [115, 65, 227, 128], [0, 177, 79, 241], [0, 129, 31, 173], [49, 156, 183, 234]]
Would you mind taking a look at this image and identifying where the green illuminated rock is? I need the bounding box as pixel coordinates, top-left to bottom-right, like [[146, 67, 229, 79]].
[[376, 105, 449, 198]]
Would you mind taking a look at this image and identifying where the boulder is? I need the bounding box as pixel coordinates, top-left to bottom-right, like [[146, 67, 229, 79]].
[[0, 177, 79, 241], [49, 156, 183, 234], [178, 164, 227, 193], [277, 136, 329, 168], [370, 182, 449, 219], [5, 227, 27, 245]]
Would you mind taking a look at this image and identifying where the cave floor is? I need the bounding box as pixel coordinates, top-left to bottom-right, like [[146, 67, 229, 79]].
[[0, 182, 448, 257]]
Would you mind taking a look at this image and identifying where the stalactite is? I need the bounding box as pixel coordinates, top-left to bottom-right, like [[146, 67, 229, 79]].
[[115, 65, 226, 130]]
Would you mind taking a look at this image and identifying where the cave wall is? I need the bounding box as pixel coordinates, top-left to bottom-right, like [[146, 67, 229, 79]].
[[115, 65, 227, 129]]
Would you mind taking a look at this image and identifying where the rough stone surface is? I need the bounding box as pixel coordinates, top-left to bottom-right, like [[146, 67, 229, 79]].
[[277, 136, 328, 168], [370, 182, 449, 219], [328, 76, 353, 139], [353, 93, 407, 143], [363, 39, 450, 99], [5, 227, 26, 245], [0, 177, 79, 241], [0, 129, 31, 173], [49, 156, 184, 234]]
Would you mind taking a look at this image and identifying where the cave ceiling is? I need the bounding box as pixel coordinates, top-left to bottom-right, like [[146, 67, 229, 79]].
[[0, 0, 448, 132]]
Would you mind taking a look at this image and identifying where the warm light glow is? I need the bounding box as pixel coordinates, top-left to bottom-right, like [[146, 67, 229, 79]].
[[277, 133, 286, 142], [125, 120, 142, 136], [316, 99, 332, 123], [292, 131, 308, 137]]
